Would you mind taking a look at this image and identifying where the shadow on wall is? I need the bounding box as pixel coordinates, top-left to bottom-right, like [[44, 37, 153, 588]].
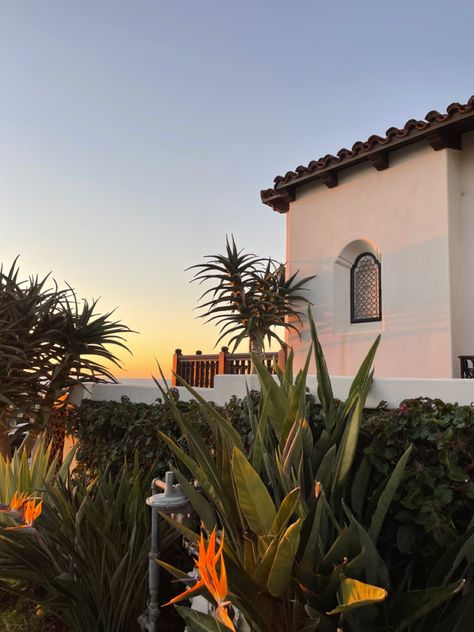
[[288, 235, 455, 378]]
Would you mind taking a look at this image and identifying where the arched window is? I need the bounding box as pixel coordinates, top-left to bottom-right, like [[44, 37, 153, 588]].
[[350, 252, 381, 323]]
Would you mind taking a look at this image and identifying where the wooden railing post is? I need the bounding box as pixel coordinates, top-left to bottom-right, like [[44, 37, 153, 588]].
[[171, 349, 182, 387], [195, 351, 202, 387], [218, 346, 228, 376]]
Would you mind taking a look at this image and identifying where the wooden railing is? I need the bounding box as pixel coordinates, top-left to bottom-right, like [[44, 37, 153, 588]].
[[172, 346, 284, 388]]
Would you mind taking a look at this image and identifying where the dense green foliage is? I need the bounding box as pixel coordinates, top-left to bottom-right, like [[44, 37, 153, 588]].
[[72, 388, 474, 586], [190, 236, 314, 357], [69, 392, 255, 476], [0, 446, 184, 632], [362, 397, 474, 584], [156, 314, 473, 631], [0, 257, 132, 456]]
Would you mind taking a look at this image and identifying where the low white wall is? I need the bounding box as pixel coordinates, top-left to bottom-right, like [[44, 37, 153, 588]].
[[74, 375, 474, 409]]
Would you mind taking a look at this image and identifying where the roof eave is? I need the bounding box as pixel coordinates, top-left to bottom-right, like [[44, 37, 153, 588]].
[[261, 102, 474, 214]]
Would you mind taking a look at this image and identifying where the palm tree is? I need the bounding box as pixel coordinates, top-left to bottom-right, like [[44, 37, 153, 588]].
[[190, 237, 314, 366]]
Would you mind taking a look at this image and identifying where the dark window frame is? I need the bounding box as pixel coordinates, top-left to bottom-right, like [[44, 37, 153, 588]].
[[350, 252, 382, 324]]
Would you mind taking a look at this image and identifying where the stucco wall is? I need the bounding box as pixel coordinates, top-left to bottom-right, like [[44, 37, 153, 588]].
[[286, 143, 454, 377], [452, 132, 474, 367], [73, 375, 474, 409]]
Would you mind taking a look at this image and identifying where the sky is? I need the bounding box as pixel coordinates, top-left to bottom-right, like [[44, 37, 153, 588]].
[[1, 1, 474, 378]]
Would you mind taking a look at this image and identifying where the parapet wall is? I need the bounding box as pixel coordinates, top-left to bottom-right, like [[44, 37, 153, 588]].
[[73, 375, 474, 409]]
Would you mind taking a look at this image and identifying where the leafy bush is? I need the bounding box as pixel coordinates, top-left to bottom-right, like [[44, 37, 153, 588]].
[[69, 393, 255, 477], [362, 397, 474, 584], [158, 314, 473, 631]]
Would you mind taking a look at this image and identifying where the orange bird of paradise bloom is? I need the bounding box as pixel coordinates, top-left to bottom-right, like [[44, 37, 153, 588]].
[[0, 492, 43, 531], [164, 528, 235, 631]]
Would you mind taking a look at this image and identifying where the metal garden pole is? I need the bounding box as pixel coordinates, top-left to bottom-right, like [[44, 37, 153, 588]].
[[139, 471, 192, 632]]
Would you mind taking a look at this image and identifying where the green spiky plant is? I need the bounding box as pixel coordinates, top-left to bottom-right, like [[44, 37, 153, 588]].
[[0, 257, 133, 457], [0, 258, 65, 456], [0, 454, 178, 632], [189, 237, 315, 365], [156, 311, 473, 631]]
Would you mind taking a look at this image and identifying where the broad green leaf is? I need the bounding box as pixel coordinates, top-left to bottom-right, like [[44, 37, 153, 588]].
[[351, 455, 372, 519], [368, 445, 413, 543], [348, 335, 381, 400], [232, 447, 276, 535], [175, 606, 229, 632], [308, 308, 334, 421], [253, 536, 279, 587], [267, 518, 302, 597], [328, 577, 387, 614], [272, 488, 300, 535], [428, 525, 474, 587], [171, 468, 217, 532], [332, 395, 364, 497], [390, 580, 464, 630], [452, 585, 474, 632]]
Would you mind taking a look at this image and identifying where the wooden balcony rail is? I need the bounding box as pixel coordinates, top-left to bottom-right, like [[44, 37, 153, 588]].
[[172, 346, 285, 388]]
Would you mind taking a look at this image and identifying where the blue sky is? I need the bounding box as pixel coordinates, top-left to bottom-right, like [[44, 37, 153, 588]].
[[1, 1, 473, 376]]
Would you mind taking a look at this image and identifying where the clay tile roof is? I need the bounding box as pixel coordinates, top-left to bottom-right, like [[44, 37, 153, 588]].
[[261, 95, 474, 213]]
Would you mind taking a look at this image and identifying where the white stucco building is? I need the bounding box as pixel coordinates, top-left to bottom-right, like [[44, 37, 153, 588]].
[[261, 96, 474, 379]]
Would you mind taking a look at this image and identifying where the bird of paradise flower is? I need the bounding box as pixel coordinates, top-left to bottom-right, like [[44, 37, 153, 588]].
[[0, 491, 43, 535], [164, 528, 235, 631]]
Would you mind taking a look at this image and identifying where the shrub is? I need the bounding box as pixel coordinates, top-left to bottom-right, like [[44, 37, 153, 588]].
[[69, 393, 254, 477], [362, 397, 474, 584], [158, 314, 473, 631], [0, 456, 184, 632]]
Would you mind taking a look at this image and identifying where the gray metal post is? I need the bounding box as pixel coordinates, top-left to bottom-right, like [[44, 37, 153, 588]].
[[147, 480, 160, 631], [139, 471, 192, 631]]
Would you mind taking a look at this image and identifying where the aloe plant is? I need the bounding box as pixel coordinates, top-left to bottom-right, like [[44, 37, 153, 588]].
[[0, 455, 178, 632], [157, 310, 472, 631], [189, 236, 314, 363]]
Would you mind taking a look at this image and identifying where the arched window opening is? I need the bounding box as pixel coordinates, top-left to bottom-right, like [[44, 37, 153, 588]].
[[350, 252, 381, 323]]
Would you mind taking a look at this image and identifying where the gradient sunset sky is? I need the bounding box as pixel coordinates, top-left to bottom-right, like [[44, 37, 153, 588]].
[[1, 1, 474, 378]]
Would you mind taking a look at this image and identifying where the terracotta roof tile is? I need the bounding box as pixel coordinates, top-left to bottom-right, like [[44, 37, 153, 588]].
[[262, 95, 474, 212]]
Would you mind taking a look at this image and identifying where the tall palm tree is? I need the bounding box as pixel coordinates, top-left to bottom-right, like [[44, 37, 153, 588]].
[[190, 237, 315, 365]]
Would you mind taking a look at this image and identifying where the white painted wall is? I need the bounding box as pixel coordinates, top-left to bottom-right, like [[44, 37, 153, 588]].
[[452, 132, 474, 367], [73, 375, 474, 409], [285, 142, 465, 378]]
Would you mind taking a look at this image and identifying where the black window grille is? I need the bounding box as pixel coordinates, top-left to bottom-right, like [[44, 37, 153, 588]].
[[350, 252, 381, 323]]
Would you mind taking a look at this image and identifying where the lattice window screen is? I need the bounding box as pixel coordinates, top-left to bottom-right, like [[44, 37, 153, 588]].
[[351, 253, 381, 323]]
